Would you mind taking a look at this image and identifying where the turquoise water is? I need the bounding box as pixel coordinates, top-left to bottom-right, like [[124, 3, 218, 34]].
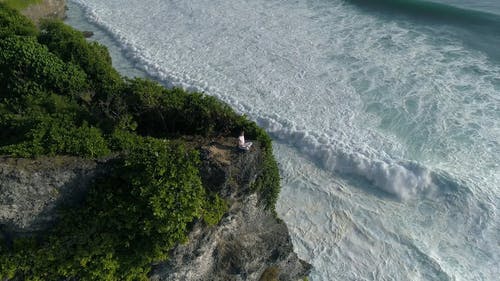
[[66, 0, 499, 280], [347, 0, 500, 62], [432, 0, 500, 15]]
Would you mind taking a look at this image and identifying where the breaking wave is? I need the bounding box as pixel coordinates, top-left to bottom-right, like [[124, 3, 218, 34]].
[[257, 115, 437, 199]]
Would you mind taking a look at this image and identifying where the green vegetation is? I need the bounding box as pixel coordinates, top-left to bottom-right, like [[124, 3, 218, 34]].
[[1, 138, 205, 280], [0, 0, 42, 11], [0, 3, 280, 280], [0, 2, 37, 37]]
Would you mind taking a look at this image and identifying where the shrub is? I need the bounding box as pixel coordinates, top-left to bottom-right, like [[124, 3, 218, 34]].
[[0, 114, 110, 158], [203, 194, 228, 226], [38, 20, 123, 100], [0, 36, 88, 98], [119, 78, 281, 211], [0, 2, 37, 38], [37, 20, 127, 131], [0, 138, 206, 280], [1, 0, 42, 11], [120, 78, 281, 211]]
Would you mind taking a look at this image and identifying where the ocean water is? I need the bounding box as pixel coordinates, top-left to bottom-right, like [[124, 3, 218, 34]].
[[65, 0, 499, 280]]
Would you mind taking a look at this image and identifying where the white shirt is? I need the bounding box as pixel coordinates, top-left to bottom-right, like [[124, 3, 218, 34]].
[[238, 135, 245, 147]]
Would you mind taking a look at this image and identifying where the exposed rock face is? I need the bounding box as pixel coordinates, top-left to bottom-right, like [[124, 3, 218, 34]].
[[0, 156, 108, 235], [0, 139, 311, 280], [150, 192, 311, 281], [150, 140, 311, 281], [21, 0, 67, 24]]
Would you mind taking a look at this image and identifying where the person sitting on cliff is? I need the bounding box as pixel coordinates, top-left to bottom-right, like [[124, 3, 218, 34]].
[[238, 131, 252, 151]]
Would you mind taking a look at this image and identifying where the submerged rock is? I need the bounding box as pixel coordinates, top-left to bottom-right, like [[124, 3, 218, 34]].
[[81, 30, 94, 38]]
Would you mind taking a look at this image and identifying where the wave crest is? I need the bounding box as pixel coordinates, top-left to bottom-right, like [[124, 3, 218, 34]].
[[258, 116, 435, 200]]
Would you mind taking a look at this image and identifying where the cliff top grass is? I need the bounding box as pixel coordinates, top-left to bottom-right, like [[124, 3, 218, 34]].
[[0, 4, 280, 280], [0, 0, 42, 11]]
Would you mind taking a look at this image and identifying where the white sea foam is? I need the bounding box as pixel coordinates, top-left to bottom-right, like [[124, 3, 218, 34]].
[[256, 115, 436, 200], [67, 0, 500, 280], [274, 143, 497, 281]]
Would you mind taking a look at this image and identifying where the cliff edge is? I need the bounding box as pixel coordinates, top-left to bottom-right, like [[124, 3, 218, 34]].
[[0, 2, 311, 279], [0, 138, 311, 281], [151, 138, 311, 281], [0, 156, 109, 236]]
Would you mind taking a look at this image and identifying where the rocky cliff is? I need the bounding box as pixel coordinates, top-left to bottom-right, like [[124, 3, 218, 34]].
[[0, 156, 109, 236], [151, 139, 311, 281], [20, 0, 66, 24], [0, 139, 311, 281]]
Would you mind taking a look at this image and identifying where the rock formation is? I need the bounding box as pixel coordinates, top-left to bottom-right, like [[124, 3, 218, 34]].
[[0, 156, 109, 236], [0, 139, 311, 280]]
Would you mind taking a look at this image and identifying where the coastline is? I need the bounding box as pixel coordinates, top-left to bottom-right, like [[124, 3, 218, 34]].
[[61, 2, 313, 280], [0, 2, 312, 280], [61, 3, 318, 279], [64, 1, 148, 79], [58, 0, 500, 280], [6, 0, 500, 280]]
